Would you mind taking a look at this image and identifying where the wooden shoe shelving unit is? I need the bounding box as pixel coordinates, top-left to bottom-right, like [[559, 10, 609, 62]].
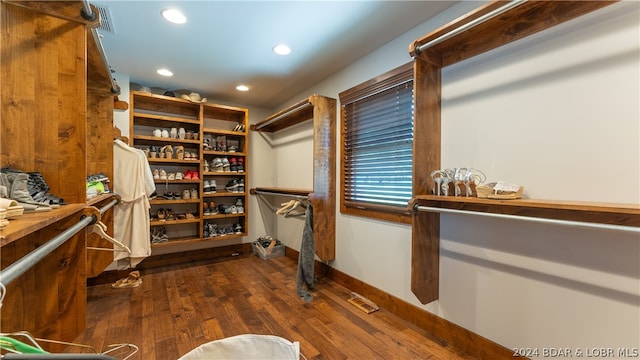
[[129, 91, 249, 246]]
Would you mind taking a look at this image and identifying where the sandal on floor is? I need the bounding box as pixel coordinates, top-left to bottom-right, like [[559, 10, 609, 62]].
[[111, 270, 142, 289]]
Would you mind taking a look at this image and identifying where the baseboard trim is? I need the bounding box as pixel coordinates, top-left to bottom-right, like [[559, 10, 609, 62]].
[[284, 247, 514, 360]]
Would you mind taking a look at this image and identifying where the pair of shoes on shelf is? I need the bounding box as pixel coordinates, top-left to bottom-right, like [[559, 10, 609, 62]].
[[152, 129, 170, 138], [232, 123, 245, 132], [156, 208, 175, 221], [204, 180, 217, 194], [181, 188, 198, 200], [225, 178, 245, 193], [203, 201, 219, 215], [184, 170, 199, 180]]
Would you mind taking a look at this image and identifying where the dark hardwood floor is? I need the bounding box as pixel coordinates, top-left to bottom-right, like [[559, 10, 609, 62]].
[[72, 254, 476, 359]]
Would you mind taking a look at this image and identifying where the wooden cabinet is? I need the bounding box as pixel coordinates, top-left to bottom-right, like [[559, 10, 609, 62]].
[[1, 0, 116, 349], [250, 94, 336, 262], [129, 91, 249, 246]]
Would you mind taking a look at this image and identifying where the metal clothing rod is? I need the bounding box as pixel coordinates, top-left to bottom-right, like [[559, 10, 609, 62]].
[[414, 0, 527, 55], [98, 198, 118, 216], [254, 102, 313, 131], [3, 354, 115, 359], [415, 206, 640, 234], [0, 215, 96, 287], [89, 28, 120, 94], [254, 190, 309, 201]]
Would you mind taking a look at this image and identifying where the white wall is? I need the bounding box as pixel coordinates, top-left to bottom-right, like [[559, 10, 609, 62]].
[[268, 1, 640, 357]]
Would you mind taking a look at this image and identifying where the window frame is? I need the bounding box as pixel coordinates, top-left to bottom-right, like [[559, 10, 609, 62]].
[[339, 62, 414, 224]]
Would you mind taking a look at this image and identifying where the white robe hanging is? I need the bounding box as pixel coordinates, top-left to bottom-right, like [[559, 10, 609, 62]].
[[113, 139, 155, 268]]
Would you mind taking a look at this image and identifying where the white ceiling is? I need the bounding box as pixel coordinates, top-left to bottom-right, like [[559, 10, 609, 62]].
[[95, 1, 457, 108]]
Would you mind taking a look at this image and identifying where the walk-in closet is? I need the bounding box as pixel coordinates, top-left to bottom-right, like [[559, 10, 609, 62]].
[[2, 0, 638, 359]]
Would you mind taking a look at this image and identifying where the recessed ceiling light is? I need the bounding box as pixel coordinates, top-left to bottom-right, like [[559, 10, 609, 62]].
[[161, 9, 186, 24], [156, 68, 173, 77], [273, 44, 291, 56], [236, 85, 250, 92]]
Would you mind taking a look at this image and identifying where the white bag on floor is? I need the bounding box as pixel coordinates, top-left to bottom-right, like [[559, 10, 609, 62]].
[[178, 334, 300, 360]]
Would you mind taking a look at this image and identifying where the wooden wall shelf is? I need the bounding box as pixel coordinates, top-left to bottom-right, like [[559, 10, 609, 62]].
[[409, 0, 620, 305], [0, 204, 87, 247], [250, 187, 313, 199], [250, 95, 336, 261], [410, 196, 640, 228]]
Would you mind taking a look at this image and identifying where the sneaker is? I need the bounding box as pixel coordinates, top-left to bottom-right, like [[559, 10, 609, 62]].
[[170, 127, 178, 139], [217, 203, 227, 215], [203, 137, 213, 151], [237, 158, 244, 173], [190, 188, 198, 199], [208, 223, 218, 237], [237, 205, 244, 213], [153, 128, 162, 138], [161, 129, 169, 138], [228, 145, 237, 153], [230, 205, 238, 214], [222, 158, 231, 172], [204, 180, 212, 194], [213, 158, 224, 172], [152, 169, 160, 180], [225, 179, 239, 193], [209, 201, 219, 215], [230, 158, 238, 172], [235, 198, 243, 206], [233, 224, 243, 234], [203, 202, 211, 216], [209, 180, 217, 193], [238, 178, 245, 193]]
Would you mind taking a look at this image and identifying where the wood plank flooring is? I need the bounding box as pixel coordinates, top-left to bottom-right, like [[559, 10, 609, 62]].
[[72, 254, 476, 359]]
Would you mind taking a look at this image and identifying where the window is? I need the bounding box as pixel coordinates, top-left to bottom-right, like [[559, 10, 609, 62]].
[[339, 62, 414, 223]]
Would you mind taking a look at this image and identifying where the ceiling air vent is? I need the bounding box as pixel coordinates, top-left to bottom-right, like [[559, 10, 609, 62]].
[[93, 3, 115, 34]]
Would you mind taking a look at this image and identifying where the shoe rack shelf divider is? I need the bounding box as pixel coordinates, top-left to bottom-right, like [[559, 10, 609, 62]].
[[250, 94, 336, 262], [407, 0, 639, 305], [1, 0, 118, 349], [130, 91, 249, 246], [201, 103, 249, 239]]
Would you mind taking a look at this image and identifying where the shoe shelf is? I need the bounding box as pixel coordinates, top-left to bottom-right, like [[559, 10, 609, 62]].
[[150, 199, 201, 205], [203, 150, 247, 157], [131, 91, 200, 119], [203, 171, 245, 177], [86, 192, 116, 207], [150, 218, 200, 226], [203, 214, 245, 221], [132, 113, 200, 127], [203, 128, 246, 136], [154, 179, 201, 184], [133, 135, 200, 145], [148, 158, 201, 164], [151, 235, 202, 248]]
